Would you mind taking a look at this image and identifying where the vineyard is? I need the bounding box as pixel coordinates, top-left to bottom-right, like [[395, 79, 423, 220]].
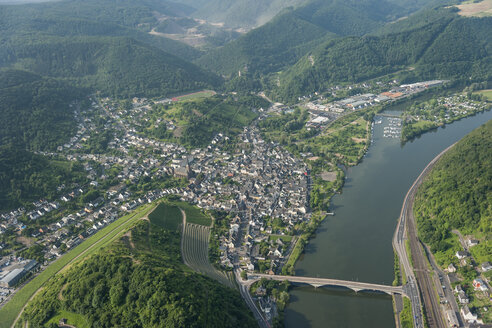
[[182, 222, 236, 289]]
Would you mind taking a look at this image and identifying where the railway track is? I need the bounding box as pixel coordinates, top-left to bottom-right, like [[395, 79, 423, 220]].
[[404, 145, 457, 328], [407, 210, 444, 328]]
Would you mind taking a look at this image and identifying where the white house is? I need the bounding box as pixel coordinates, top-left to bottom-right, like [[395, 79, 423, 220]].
[[461, 305, 478, 323], [447, 263, 457, 273]]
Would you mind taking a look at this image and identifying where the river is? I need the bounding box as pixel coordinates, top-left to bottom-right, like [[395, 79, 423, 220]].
[[284, 109, 492, 328]]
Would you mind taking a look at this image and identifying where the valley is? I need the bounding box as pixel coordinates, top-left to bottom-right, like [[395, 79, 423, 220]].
[[0, 0, 491, 327]]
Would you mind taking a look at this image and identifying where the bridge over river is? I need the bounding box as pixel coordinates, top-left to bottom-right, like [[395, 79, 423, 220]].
[[248, 273, 405, 296]]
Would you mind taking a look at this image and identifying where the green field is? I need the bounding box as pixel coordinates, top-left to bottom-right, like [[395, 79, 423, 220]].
[[169, 201, 212, 226], [474, 89, 492, 100], [148, 202, 183, 231], [401, 119, 439, 142], [175, 90, 216, 101], [0, 203, 154, 328], [46, 310, 90, 328]]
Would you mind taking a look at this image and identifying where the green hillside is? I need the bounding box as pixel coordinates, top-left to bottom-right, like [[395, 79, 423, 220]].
[[414, 120, 492, 262], [196, 11, 332, 76], [0, 69, 83, 150], [0, 146, 87, 211], [142, 94, 268, 147], [0, 69, 89, 210], [0, 0, 202, 57], [3, 37, 220, 98], [273, 13, 492, 102], [195, 0, 427, 77], [19, 216, 255, 328], [292, 0, 406, 36]]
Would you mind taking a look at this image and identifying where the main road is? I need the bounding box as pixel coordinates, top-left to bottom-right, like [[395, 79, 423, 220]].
[[393, 143, 456, 328]]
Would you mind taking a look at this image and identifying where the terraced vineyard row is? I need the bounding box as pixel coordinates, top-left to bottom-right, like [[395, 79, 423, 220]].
[[182, 223, 235, 289]]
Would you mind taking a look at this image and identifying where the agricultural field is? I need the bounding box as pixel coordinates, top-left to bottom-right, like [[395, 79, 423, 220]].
[[456, 0, 492, 16], [173, 90, 216, 101], [181, 223, 235, 289], [180, 202, 212, 226], [474, 89, 492, 100], [166, 200, 212, 226], [148, 202, 183, 231]]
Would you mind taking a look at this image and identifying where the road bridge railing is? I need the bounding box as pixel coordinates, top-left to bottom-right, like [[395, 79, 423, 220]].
[[248, 273, 406, 296]]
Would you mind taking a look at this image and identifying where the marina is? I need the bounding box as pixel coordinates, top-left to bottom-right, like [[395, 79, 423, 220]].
[[383, 117, 402, 138]]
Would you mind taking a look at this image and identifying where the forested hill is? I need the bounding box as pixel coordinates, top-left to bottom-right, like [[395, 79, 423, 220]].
[[196, 10, 333, 76], [0, 69, 90, 209], [0, 0, 202, 61], [20, 215, 256, 328], [195, 0, 435, 77], [0, 69, 83, 150], [0, 0, 223, 99], [1, 37, 220, 98], [272, 11, 492, 102], [414, 120, 492, 258]]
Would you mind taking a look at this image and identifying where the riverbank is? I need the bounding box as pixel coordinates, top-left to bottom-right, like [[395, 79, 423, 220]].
[[284, 107, 492, 328]]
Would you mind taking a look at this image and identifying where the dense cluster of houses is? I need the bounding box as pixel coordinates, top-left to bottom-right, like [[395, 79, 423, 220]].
[[404, 93, 491, 125], [170, 123, 310, 272]]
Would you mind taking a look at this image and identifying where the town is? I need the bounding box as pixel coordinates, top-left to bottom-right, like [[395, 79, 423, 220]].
[[4, 79, 489, 327]]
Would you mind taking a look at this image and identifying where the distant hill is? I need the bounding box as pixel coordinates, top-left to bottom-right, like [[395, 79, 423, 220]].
[[196, 10, 332, 76], [273, 12, 492, 102], [191, 0, 305, 28], [195, 0, 419, 77], [0, 1, 203, 61], [2, 37, 220, 98]]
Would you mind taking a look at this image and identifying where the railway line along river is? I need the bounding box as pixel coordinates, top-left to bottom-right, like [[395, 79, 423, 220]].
[[284, 109, 492, 328]]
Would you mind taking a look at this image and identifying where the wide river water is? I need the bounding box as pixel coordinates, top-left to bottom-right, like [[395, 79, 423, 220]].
[[284, 109, 492, 328]]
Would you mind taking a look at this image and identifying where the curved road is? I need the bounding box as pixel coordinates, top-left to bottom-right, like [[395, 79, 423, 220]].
[[393, 143, 456, 328]]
